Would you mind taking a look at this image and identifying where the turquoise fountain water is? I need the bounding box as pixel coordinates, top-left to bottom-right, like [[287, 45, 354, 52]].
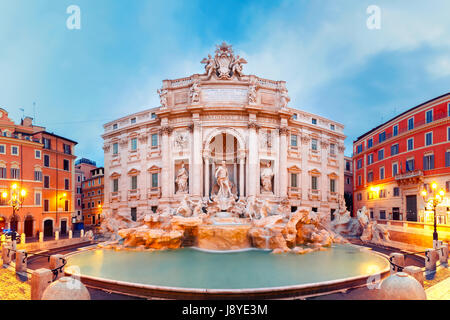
[[67, 244, 389, 290]]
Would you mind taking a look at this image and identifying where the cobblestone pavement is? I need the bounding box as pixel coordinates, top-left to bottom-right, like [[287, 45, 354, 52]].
[[0, 267, 30, 300]]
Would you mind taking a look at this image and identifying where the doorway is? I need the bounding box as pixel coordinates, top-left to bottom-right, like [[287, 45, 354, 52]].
[[44, 220, 53, 237], [24, 216, 34, 237], [61, 220, 67, 235], [406, 195, 417, 221]]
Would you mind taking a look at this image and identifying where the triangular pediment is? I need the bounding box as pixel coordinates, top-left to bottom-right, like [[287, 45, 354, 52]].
[[309, 168, 321, 175], [288, 165, 301, 173]]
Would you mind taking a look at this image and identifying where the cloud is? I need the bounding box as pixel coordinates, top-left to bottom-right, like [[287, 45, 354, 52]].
[[427, 56, 450, 78]]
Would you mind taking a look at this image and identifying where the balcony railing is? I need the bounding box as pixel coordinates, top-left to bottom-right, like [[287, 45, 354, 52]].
[[353, 111, 448, 156], [394, 170, 423, 181]]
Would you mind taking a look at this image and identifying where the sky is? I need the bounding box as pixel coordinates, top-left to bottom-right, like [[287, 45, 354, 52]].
[[0, 0, 449, 165]]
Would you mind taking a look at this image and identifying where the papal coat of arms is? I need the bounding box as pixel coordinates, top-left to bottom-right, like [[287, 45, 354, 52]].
[[201, 42, 247, 80]]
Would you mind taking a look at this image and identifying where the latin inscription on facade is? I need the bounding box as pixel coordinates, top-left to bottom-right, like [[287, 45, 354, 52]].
[[202, 88, 248, 103]]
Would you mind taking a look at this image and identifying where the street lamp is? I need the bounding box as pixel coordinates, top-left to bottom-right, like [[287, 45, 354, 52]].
[[1, 183, 27, 245], [421, 182, 445, 249]]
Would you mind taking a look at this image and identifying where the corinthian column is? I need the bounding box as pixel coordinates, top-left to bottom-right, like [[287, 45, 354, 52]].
[[192, 118, 202, 198], [248, 122, 260, 197], [238, 150, 246, 198], [203, 150, 210, 198], [279, 127, 289, 197], [160, 125, 173, 199]]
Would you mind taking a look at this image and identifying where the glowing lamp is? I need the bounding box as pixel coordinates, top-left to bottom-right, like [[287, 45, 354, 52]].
[[439, 189, 445, 197], [431, 182, 437, 190], [421, 190, 427, 197], [11, 183, 17, 190], [20, 189, 26, 197], [1, 192, 7, 198]]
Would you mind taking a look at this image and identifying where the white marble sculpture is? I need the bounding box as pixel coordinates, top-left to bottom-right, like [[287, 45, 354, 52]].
[[190, 81, 200, 104], [157, 88, 168, 108], [260, 161, 274, 193], [175, 162, 189, 193], [215, 161, 233, 198]]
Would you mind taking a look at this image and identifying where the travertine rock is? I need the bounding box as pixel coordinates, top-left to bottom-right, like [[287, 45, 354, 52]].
[[197, 224, 251, 250]]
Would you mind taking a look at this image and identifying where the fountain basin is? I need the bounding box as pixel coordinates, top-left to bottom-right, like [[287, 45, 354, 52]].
[[65, 244, 390, 299]]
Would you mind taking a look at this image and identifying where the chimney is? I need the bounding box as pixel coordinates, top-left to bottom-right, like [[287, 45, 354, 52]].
[[21, 116, 33, 127]]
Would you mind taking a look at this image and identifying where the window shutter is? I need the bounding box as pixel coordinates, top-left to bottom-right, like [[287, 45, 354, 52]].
[[431, 155, 434, 169], [423, 156, 428, 170]]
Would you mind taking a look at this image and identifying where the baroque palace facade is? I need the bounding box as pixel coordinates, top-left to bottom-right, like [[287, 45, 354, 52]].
[[102, 43, 346, 222], [353, 93, 450, 224]]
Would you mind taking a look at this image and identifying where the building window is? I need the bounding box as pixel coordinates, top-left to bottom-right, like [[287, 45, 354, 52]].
[[391, 144, 399, 156], [44, 155, 50, 167], [151, 113, 156, 119], [11, 146, 19, 156], [368, 138, 373, 148], [131, 208, 137, 221], [63, 144, 71, 155], [393, 125, 398, 137], [346, 177, 350, 185], [357, 193, 362, 201], [392, 163, 398, 176], [330, 124, 335, 130], [0, 167, 6, 178], [448, 127, 450, 141], [291, 134, 298, 147], [152, 173, 158, 188], [130, 117, 136, 124], [312, 118, 317, 125], [34, 170, 42, 181], [379, 167, 385, 180], [330, 179, 336, 193], [0, 145, 4, 154], [380, 210, 386, 220], [291, 173, 297, 188], [406, 159, 415, 172], [367, 171, 373, 183], [311, 139, 318, 151], [357, 145, 363, 154], [113, 123, 118, 130], [423, 154, 435, 171], [446, 181, 450, 192], [77, 199, 81, 206], [113, 179, 119, 192], [64, 179, 70, 190], [330, 144, 336, 155], [44, 176, 50, 188], [131, 138, 138, 151], [393, 187, 400, 197], [446, 151, 450, 167], [113, 143, 119, 154], [35, 192, 41, 206], [65, 200, 69, 212], [43, 138, 51, 149], [367, 154, 373, 165], [379, 131, 386, 143], [425, 132, 433, 146], [426, 109, 433, 123], [35, 150, 41, 159], [63, 159, 70, 171], [407, 138, 414, 151], [44, 199, 49, 212], [378, 149, 384, 161], [10, 168, 20, 180], [357, 159, 362, 169], [346, 161, 351, 171], [131, 176, 137, 190], [311, 176, 318, 190], [151, 134, 158, 147], [408, 117, 414, 130]]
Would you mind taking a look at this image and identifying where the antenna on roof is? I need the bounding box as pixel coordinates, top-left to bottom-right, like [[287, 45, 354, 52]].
[[33, 102, 36, 123], [19, 108, 25, 120]]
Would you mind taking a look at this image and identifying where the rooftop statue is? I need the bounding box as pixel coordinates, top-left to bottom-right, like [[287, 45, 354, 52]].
[[201, 42, 247, 80]]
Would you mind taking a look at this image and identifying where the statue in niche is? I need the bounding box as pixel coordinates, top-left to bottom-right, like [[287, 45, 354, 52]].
[[260, 161, 274, 193], [214, 161, 233, 198], [175, 162, 189, 193]]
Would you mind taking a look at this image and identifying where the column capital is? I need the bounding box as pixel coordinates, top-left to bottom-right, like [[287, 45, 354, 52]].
[[159, 125, 173, 136], [278, 127, 289, 135], [248, 122, 261, 131]]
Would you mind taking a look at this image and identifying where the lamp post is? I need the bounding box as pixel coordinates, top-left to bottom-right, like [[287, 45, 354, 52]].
[[421, 182, 444, 249], [1, 183, 26, 246]]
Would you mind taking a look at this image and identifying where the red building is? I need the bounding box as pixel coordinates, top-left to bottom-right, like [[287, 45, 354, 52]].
[[74, 158, 97, 225], [82, 167, 104, 227], [353, 93, 450, 224]]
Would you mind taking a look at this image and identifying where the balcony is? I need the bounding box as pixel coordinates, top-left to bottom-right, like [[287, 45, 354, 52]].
[[127, 189, 141, 201], [110, 191, 121, 202], [147, 187, 161, 199], [327, 192, 339, 202], [395, 170, 423, 185], [288, 187, 301, 198], [308, 189, 321, 201]]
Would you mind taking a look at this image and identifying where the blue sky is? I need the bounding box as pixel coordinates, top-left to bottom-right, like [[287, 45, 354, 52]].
[[1, 0, 449, 165]]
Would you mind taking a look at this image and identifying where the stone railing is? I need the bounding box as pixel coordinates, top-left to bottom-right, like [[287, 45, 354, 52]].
[[308, 189, 321, 200]]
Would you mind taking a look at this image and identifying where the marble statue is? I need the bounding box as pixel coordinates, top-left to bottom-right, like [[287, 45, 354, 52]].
[[175, 163, 189, 193], [259, 199, 272, 219], [260, 161, 274, 193], [200, 42, 247, 80], [280, 88, 290, 109], [201, 54, 216, 79], [157, 88, 168, 108], [230, 55, 247, 78], [174, 131, 189, 149], [215, 161, 233, 198], [248, 84, 257, 104], [176, 195, 192, 217], [190, 81, 200, 104]]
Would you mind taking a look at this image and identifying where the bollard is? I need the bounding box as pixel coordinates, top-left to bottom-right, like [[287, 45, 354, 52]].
[[55, 231, 59, 241], [49, 254, 65, 281], [21, 233, 26, 245], [42, 277, 91, 300], [403, 266, 424, 286], [425, 248, 439, 273], [80, 229, 84, 238], [1, 246, 10, 265], [389, 253, 405, 274], [39, 232, 43, 243], [379, 272, 426, 300], [31, 268, 53, 300], [15, 250, 27, 275], [438, 243, 448, 265], [69, 230, 73, 239]]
